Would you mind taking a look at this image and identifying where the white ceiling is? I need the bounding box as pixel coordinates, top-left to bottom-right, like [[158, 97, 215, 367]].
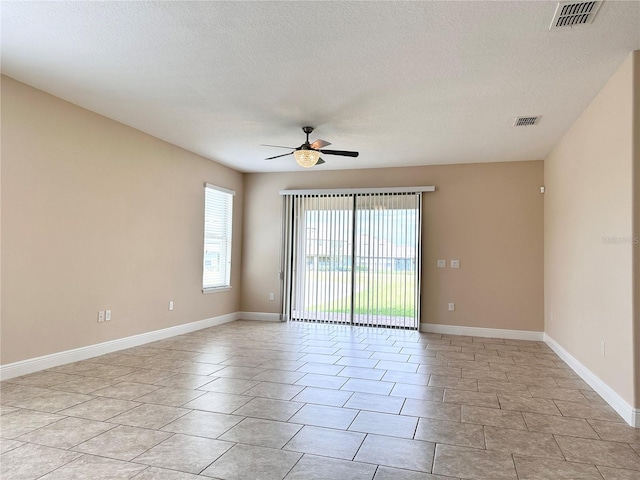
[[2, 1, 639, 172]]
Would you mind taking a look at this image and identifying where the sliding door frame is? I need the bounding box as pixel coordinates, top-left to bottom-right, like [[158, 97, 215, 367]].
[[279, 186, 434, 330]]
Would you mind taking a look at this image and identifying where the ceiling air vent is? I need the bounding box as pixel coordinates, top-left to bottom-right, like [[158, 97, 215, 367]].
[[550, 1, 602, 29], [514, 116, 541, 127]]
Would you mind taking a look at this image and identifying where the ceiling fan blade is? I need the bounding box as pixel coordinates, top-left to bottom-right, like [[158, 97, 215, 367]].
[[310, 139, 331, 149], [319, 149, 359, 157], [261, 144, 296, 149], [265, 152, 293, 160], [315, 158, 326, 165]]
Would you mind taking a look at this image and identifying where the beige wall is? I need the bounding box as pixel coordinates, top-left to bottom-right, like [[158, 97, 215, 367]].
[[242, 161, 544, 332], [1, 76, 244, 365], [545, 52, 637, 407]]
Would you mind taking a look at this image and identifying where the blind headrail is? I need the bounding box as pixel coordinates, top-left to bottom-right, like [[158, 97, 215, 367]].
[[279, 186, 435, 196]]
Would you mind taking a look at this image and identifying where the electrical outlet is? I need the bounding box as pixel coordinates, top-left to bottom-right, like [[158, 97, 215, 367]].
[[269, 293, 275, 301], [450, 260, 460, 269], [437, 260, 446, 268], [448, 303, 455, 311], [105, 310, 111, 321], [601, 341, 605, 356], [97, 311, 105, 322], [169, 301, 174, 311]]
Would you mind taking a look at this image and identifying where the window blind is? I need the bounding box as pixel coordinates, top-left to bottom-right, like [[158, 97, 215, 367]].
[[203, 183, 234, 292]]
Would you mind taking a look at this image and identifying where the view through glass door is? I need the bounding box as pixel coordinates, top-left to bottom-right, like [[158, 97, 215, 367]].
[[290, 193, 421, 330]]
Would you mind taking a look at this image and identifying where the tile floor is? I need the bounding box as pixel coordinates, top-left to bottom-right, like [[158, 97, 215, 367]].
[[1, 320, 639, 480]]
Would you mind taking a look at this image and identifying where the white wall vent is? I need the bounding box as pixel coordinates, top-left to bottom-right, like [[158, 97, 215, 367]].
[[550, 1, 602, 29], [514, 116, 541, 127]]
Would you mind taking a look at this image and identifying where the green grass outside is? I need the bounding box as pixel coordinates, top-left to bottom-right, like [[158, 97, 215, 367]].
[[313, 271, 416, 317]]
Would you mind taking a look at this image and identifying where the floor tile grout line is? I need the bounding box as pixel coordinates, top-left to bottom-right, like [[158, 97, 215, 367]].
[[511, 452, 520, 480], [551, 433, 569, 463]]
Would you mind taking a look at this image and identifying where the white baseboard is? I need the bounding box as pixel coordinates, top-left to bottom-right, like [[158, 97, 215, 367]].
[[420, 323, 544, 341], [238, 312, 282, 322], [0, 312, 240, 381], [544, 334, 638, 428]]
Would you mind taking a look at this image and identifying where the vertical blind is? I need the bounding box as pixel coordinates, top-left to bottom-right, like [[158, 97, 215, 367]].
[[203, 183, 234, 292], [293, 194, 354, 325], [281, 191, 423, 330]]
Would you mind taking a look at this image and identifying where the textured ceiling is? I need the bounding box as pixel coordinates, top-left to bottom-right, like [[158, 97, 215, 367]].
[[2, 1, 639, 172]]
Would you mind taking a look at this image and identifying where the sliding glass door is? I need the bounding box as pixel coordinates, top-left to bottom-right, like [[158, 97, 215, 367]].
[[283, 192, 421, 330], [352, 194, 420, 329]]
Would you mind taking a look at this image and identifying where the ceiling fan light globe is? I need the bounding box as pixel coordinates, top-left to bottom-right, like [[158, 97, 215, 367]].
[[294, 149, 320, 168]]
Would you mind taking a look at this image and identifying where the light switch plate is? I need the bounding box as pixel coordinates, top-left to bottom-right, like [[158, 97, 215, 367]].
[[451, 260, 460, 269], [437, 260, 446, 268]]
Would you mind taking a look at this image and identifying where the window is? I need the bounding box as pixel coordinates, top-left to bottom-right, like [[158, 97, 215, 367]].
[[203, 183, 234, 292]]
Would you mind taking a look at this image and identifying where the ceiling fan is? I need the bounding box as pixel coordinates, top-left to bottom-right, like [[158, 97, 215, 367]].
[[263, 126, 359, 168]]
